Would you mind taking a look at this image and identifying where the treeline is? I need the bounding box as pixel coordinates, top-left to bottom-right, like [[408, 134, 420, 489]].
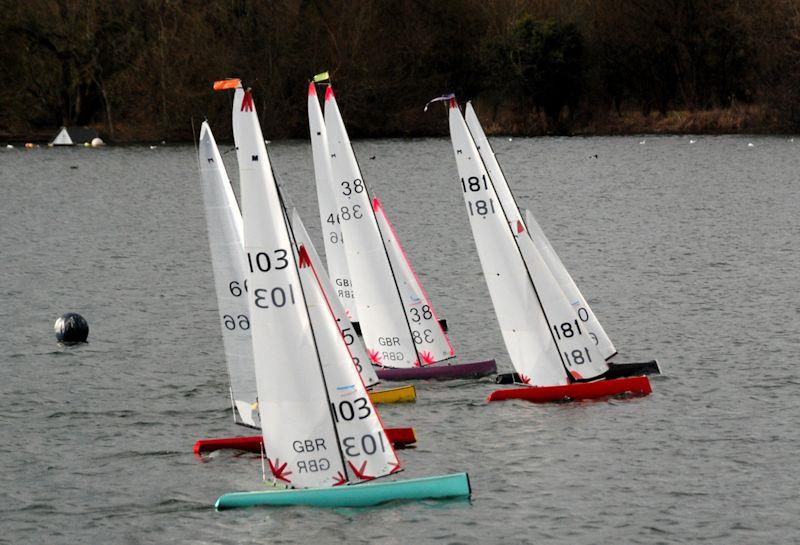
[[2, 0, 800, 141]]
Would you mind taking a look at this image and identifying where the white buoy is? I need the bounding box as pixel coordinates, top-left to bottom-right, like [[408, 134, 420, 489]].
[[91, 137, 105, 147], [149, 145, 157, 150], [748, 142, 754, 147], [639, 140, 646, 145], [5, 144, 12, 149], [689, 139, 697, 144]]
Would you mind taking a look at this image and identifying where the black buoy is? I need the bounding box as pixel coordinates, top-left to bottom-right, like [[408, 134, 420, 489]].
[[54, 313, 89, 344]]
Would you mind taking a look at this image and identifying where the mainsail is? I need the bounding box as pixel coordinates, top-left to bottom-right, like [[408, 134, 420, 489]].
[[232, 84, 398, 487], [323, 86, 422, 368], [463, 102, 616, 361], [308, 83, 359, 322], [449, 99, 608, 385], [197, 121, 258, 427]]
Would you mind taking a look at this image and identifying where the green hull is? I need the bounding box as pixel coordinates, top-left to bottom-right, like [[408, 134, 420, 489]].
[[215, 472, 471, 510]]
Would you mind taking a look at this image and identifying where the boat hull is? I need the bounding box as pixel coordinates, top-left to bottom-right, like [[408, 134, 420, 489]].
[[487, 376, 652, 403], [194, 426, 417, 455], [215, 472, 470, 509], [495, 360, 661, 384], [376, 359, 496, 381], [369, 384, 416, 403]]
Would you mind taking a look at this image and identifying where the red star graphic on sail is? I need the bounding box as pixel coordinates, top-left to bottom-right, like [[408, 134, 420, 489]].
[[298, 244, 312, 268], [419, 351, 436, 365], [570, 370, 584, 380], [241, 89, 254, 112], [519, 373, 532, 384], [348, 460, 375, 481], [332, 470, 347, 486], [389, 460, 402, 474], [368, 349, 383, 365], [268, 458, 293, 483]]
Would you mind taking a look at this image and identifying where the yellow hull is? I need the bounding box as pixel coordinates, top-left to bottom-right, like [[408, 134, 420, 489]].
[[368, 384, 417, 404]]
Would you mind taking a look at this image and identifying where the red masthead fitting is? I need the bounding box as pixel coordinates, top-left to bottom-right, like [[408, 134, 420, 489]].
[[308, 81, 317, 97], [325, 85, 335, 102], [298, 244, 312, 268]]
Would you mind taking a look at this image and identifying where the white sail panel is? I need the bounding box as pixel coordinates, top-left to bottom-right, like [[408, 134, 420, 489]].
[[373, 198, 454, 365], [234, 86, 345, 489], [324, 86, 419, 369], [464, 102, 616, 360], [524, 209, 617, 360], [512, 218, 609, 381], [295, 242, 400, 483], [308, 83, 359, 322], [197, 121, 259, 428], [449, 100, 565, 385], [291, 209, 380, 388]]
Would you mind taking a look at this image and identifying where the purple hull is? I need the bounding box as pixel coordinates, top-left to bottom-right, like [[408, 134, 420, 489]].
[[376, 359, 497, 381]]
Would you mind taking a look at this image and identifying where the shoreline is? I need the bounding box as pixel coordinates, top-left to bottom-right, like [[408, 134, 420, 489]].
[[2, 105, 792, 144]]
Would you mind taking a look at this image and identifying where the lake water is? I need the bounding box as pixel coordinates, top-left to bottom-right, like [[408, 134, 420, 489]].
[[1, 135, 798, 544]]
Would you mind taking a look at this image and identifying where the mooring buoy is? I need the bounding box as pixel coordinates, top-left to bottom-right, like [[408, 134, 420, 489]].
[[54, 313, 89, 344]]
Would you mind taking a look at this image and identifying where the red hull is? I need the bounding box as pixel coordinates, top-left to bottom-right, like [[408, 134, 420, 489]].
[[487, 376, 652, 403], [194, 426, 417, 455]]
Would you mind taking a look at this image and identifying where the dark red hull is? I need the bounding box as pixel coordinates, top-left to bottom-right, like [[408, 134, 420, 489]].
[[487, 376, 652, 403], [194, 426, 417, 455], [376, 359, 497, 381]]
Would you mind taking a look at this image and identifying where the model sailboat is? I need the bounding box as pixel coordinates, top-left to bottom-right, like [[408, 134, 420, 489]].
[[445, 97, 651, 402], [314, 82, 496, 380], [214, 82, 470, 508], [193, 120, 415, 456], [463, 103, 660, 383]]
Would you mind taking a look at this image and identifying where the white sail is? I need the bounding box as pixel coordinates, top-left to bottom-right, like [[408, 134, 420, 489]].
[[290, 209, 381, 388], [308, 83, 359, 322], [324, 86, 420, 369], [294, 240, 400, 484], [373, 198, 454, 364], [523, 208, 617, 360], [449, 99, 607, 385], [464, 102, 616, 360], [234, 86, 345, 488], [197, 121, 258, 428]]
